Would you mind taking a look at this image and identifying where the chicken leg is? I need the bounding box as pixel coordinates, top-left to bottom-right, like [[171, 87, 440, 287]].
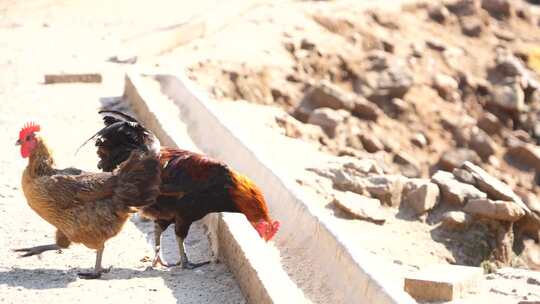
[[151, 222, 167, 267], [78, 248, 111, 279], [175, 234, 210, 269], [13, 244, 62, 257]]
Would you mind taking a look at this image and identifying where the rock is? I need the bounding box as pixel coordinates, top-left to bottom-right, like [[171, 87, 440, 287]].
[[432, 170, 487, 205], [452, 168, 476, 185], [494, 29, 515, 41], [332, 191, 386, 224], [469, 129, 496, 159], [308, 157, 383, 194], [355, 61, 414, 101], [428, 5, 451, 23], [308, 107, 345, 138], [481, 0, 512, 19], [521, 239, 540, 271], [477, 112, 502, 135], [403, 178, 432, 196], [438, 148, 481, 171], [394, 152, 422, 178], [433, 73, 459, 101], [294, 81, 354, 122], [404, 264, 483, 301], [441, 116, 476, 147], [351, 97, 380, 121], [411, 132, 428, 147], [506, 143, 540, 171], [426, 39, 447, 51], [380, 136, 401, 153], [464, 198, 526, 221], [404, 183, 440, 215], [492, 51, 540, 97], [441, 211, 473, 230], [490, 81, 525, 112], [364, 175, 404, 207], [360, 133, 385, 153], [341, 157, 384, 175], [512, 129, 532, 143], [390, 97, 409, 114], [445, 0, 480, 16], [462, 161, 531, 214], [365, 50, 389, 71], [275, 114, 326, 142], [460, 17, 483, 37], [300, 38, 316, 51]]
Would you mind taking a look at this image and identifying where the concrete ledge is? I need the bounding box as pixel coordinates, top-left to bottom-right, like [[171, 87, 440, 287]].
[[123, 73, 307, 304], [123, 70, 416, 303]]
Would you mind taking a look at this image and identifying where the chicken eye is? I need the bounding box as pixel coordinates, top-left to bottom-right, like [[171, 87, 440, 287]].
[[26, 135, 31, 141]]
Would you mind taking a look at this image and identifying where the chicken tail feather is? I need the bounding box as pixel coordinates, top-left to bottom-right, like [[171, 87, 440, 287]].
[[113, 151, 161, 207]]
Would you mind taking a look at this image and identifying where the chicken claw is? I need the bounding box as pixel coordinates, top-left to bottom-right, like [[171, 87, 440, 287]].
[[77, 266, 111, 280], [13, 244, 61, 257], [77, 248, 110, 280], [180, 261, 210, 270]]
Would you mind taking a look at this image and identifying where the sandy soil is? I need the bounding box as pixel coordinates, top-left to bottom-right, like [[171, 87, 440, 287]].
[[0, 1, 244, 303]]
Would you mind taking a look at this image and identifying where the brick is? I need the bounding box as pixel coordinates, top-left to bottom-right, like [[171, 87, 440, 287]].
[[44, 73, 102, 84], [404, 264, 483, 301]]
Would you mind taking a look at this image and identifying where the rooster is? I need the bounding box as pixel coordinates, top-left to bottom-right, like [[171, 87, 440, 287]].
[[82, 110, 280, 269], [14, 122, 161, 279]]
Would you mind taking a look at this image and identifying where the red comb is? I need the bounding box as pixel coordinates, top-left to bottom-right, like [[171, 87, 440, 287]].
[[19, 122, 41, 139]]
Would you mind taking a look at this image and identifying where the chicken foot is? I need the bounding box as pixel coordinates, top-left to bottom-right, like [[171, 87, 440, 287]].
[[150, 222, 209, 269], [78, 248, 111, 280], [13, 244, 62, 257]]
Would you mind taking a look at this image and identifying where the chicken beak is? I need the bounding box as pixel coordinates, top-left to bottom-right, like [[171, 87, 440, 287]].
[[15, 139, 22, 146]]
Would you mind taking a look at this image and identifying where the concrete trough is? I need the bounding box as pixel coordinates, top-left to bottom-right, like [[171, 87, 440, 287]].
[[123, 70, 417, 304]]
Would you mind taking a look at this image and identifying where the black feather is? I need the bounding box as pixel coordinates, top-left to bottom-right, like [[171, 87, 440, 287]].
[[98, 110, 139, 123]]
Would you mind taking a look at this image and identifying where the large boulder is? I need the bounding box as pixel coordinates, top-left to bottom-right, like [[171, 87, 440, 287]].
[[477, 112, 502, 135], [445, 0, 480, 16], [354, 60, 414, 102], [438, 148, 481, 171], [294, 81, 354, 122], [308, 107, 346, 138], [461, 162, 531, 214], [404, 183, 440, 215], [332, 191, 386, 224], [464, 198, 526, 221], [481, 0, 513, 19], [506, 142, 540, 171], [469, 129, 496, 159], [364, 175, 404, 207], [441, 211, 473, 230], [432, 170, 487, 205], [489, 80, 525, 112]]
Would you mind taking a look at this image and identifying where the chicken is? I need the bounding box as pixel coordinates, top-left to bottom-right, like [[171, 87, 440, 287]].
[[83, 110, 280, 269], [14, 122, 161, 279]]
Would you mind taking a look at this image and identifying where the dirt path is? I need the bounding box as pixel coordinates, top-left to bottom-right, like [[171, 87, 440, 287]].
[[0, 1, 244, 303]]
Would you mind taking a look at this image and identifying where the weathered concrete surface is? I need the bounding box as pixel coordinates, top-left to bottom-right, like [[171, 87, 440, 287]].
[[125, 70, 416, 303]]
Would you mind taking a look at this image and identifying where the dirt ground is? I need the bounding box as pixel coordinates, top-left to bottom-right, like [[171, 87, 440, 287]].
[[0, 1, 244, 303]]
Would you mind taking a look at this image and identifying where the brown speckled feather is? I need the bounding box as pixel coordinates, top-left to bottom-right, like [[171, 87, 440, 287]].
[[22, 139, 161, 250]]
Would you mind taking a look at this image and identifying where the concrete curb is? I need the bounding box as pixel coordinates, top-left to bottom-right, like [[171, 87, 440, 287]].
[[153, 72, 417, 304], [123, 72, 308, 304]]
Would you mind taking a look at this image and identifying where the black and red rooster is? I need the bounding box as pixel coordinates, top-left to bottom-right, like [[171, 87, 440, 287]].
[[81, 110, 280, 269]]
